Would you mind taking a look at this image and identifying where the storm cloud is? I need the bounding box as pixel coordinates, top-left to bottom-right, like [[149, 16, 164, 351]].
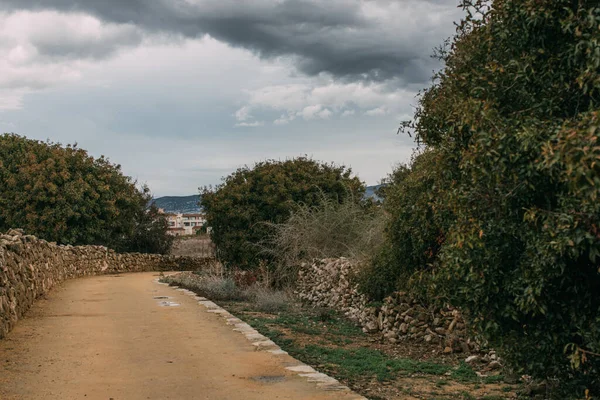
[[1, 0, 461, 85]]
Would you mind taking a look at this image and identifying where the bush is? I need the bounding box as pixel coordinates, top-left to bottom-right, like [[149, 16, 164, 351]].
[[161, 271, 291, 311], [358, 149, 452, 301], [162, 272, 247, 301], [264, 193, 386, 286], [0, 134, 173, 254], [201, 157, 364, 271], [375, 0, 600, 395], [245, 286, 290, 313]]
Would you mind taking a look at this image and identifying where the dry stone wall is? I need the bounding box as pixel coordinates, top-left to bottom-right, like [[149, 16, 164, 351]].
[[297, 258, 480, 354], [0, 229, 216, 338]]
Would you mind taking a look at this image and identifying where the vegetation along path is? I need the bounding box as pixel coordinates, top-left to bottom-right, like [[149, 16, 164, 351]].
[[0, 272, 362, 400]]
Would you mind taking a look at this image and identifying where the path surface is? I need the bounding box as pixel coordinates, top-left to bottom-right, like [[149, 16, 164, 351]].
[[0, 272, 359, 400]]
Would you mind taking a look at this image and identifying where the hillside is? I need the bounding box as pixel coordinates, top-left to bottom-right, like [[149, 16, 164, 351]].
[[154, 186, 381, 214], [364, 184, 383, 201], [151, 195, 201, 214]]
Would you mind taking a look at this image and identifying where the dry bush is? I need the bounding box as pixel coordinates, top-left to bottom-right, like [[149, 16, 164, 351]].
[[262, 194, 386, 286], [161, 269, 292, 311], [161, 271, 247, 301], [243, 286, 290, 312]]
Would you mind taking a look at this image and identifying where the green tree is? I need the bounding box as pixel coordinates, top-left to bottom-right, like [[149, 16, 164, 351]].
[[0, 134, 173, 254], [378, 0, 600, 394], [201, 157, 364, 271]]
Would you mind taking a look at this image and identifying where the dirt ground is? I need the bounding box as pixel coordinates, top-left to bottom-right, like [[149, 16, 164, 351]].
[[0, 273, 362, 400]]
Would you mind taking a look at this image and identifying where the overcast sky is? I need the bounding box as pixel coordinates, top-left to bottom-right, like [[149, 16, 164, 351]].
[[0, 0, 462, 196]]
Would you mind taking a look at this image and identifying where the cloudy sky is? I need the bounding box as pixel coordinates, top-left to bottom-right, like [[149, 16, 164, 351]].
[[0, 0, 463, 196]]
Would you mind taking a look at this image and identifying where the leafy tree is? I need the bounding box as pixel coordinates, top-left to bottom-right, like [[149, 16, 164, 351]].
[[0, 134, 173, 254], [377, 0, 600, 394], [201, 157, 364, 271]]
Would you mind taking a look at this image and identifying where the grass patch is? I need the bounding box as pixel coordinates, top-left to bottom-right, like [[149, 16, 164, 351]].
[[452, 362, 478, 382], [285, 344, 452, 381]]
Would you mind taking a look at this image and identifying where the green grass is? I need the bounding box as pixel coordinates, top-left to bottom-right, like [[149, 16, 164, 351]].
[[286, 344, 452, 381], [232, 304, 487, 385], [218, 298, 515, 399], [453, 362, 479, 382], [483, 375, 505, 384]]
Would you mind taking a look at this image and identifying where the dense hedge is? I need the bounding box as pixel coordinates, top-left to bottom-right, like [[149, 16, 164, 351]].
[[369, 0, 600, 396], [0, 134, 173, 254], [201, 157, 364, 271]]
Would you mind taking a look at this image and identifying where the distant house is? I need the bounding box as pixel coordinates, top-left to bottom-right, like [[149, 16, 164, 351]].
[[165, 213, 207, 236]]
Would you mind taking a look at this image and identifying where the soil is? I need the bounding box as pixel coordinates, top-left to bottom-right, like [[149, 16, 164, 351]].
[[0, 273, 361, 400]]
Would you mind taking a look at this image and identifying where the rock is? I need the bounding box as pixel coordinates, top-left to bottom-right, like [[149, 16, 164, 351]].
[[364, 322, 378, 333], [488, 360, 502, 370], [465, 355, 480, 364], [447, 319, 457, 333]]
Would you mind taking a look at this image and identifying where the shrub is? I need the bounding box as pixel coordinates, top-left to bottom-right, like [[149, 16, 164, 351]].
[[358, 149, 452, 301], [201, 157, 364, 271], [264, 193, 386, 286], [0, 134, 173, 254], [245, 286, 290, 313], [162, 272, 247, 301], [376, 0, 600, 395]]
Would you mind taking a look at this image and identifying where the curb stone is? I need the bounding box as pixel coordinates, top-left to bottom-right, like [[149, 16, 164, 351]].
[[154, 278, 368, 400]]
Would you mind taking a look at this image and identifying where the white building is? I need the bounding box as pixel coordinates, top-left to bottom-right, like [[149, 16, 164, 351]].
[[166, 213, 207, 236]]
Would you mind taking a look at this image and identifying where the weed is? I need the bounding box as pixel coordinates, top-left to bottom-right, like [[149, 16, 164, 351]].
[[436, 379, 449, 387], [452, 362, 478, 382], [483, 375, 505, 384], [244, 287, 290, 313], [459, 391, 476, 400], [161, 272, 246, 301]]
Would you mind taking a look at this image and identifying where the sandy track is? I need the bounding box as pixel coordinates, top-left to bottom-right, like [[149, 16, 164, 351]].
[[0, 272, 359, 400]]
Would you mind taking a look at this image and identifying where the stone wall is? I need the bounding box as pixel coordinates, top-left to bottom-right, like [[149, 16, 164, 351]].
[[0, 229, 217, 338], [296, 258, 479, 354]]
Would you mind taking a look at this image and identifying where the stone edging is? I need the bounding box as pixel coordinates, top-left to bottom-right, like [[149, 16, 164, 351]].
[[154, 278, 367, 399]]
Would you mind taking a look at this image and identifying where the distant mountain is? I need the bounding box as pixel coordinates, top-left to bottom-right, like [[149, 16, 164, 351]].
[[152, 195, 201, 214], [365, 184, 384, 202], [154, 185, 383, 214]]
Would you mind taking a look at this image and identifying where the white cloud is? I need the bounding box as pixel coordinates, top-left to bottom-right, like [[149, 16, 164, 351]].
[[235, 121, 264, 128], [238, 79, 415, 124], [273, 113, 296, 125], [0, 10, 143, 109], [234, 105, 252, 121], [300, 104, 332, 120], [365, 107, 388, 116]]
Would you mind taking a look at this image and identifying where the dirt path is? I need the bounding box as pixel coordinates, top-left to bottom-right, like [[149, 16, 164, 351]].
[[0, 272, 361, 400]]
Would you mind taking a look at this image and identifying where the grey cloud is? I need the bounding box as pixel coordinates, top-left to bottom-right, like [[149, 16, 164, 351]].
[[2, 0, 462, 85], [31, 26, 144, 62]]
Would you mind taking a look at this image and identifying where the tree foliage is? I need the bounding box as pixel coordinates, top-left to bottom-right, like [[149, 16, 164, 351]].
[[0, 134, 173, 254], [201, 157, 365, 271], [375, 0, 600, 394]]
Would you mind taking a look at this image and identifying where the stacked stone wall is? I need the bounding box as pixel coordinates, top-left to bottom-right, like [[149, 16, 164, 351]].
[[0, 229, 216, 338], [296, 258, 479, 354]]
